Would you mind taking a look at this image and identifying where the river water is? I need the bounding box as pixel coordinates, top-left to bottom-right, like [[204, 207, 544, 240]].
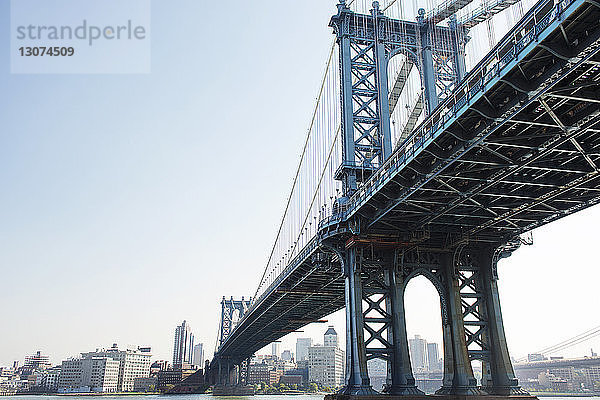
[[3, 395, 600, 400]]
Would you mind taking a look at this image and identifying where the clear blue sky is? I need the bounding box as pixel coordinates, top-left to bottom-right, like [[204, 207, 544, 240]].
[[1, 0, 599, 367]]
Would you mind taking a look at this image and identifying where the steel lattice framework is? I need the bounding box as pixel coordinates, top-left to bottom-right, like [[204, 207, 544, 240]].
[[207, 0, 600, 397]]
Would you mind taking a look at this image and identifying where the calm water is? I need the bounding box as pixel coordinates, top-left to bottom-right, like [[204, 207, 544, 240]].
[[3, 395, 600, 400], [1, 395, 324, 400]]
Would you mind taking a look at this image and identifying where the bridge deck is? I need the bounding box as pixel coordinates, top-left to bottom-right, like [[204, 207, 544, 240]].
[[215, 0, 600, 364], [339, 0, 600, 248]]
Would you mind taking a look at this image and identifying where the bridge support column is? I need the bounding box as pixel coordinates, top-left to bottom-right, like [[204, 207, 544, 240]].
[[437, 254, 481, 396], [217, 359, 223, 386], [478, 248, 528, 396], [342, 246, 377, 395], [230, 364, 238, 386], [417, 9, 439, 115], [386, 266, 423, 395], [237, 357, 250, 386]]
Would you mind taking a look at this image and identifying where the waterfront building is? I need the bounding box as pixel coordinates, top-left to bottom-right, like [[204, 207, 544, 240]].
[[192, 343, 204, 368], [286, 361, 309, 384], [43, 366, 61, 392], [583, 366, 600, 387], [24, 351, 51, 370], [150, 360, 170, 376], [58, 357, 120, 393], [21, 351, 51, 377], [156, 368, 195, 391], [279, 374, 302, 386], [133, 376, 157, 392], [248, 363, 270, 385], [538, 371, 570, 391], [0, 367, 15, 380], [550, 366, 576, 382], [81, 344, 152, 392], [296, 338, 312, 362], [308, 327, 344, 388], [173, 320, 194, 368], [269, 369, 283, 385]]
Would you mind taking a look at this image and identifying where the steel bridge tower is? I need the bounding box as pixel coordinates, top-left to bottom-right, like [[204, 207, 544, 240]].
[[327, 1, 530, 397], [210, 297, 252, 389]]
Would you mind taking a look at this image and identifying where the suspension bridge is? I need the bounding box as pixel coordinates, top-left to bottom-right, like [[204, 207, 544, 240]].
[[199, 0, 600, 397]]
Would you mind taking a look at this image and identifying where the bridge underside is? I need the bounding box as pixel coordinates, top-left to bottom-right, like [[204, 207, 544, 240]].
[[216, 254, 345, 361], [353, 0, 600, 248], [210, 0, 600, 397]]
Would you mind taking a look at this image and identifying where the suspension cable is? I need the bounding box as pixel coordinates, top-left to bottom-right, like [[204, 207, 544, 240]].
[[252, 40, 337, 301]]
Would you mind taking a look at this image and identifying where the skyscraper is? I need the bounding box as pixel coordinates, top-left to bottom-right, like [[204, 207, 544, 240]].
[[271, 342, 280, 359], [192, 343, 204, 368], [426, 342, 441, 371], [296, 338, 313, 362], [408, 335, 428, 372], [324, 326, 339, 347], [173, 320, 194, 368]]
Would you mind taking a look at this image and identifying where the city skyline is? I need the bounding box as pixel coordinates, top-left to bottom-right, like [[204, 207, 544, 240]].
[[1, 0, 600, 371]]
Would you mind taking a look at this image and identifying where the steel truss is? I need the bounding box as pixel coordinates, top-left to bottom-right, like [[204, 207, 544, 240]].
[[330, 2, 467, 193], [338, 240, 528, 396]]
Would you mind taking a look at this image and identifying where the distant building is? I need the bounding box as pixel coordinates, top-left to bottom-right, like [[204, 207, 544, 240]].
[[538, 371, 569, 391], [528, 353, 546, 362], [150, 360, 170, 376], [21, 351, 51, 377], [286, 361, 309, 384], [583, 366, 600, 387], [133, 376, 157, 392], [58, 357, 120, 393], [81, 344, 152, 392], [308, 327, 344, 388], [192, 343, 204, 368], [156, 368, 196, 391], [281, 350, 293, 362], [173, 321, 194, 368], [248, 363, 270, 385], [42, 366, 61, 392], [296, 338, 312, 362], [427, 342, 441, 371], [272, 343, 280, 359], [367, 358, 387, 392], [324, 326, 339, 347], [24, 351, 51, 370], [269, 369, 283, 385], [0, 366, 15, 380], [409, 335, 428, 372], [279, 374, 302, 386]]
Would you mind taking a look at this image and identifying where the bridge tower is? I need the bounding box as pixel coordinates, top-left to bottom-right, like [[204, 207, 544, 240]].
[[331, 0, 467, 196], [328, 1, 529, 398], [214, 296, 251, 387]]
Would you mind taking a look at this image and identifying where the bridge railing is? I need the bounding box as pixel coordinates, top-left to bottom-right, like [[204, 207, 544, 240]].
[[346, 0, 575, 216]]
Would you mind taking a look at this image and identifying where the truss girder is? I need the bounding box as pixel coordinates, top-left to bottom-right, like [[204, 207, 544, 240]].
[[330, 2, 467, 191], [342, 0, 600, 248]]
